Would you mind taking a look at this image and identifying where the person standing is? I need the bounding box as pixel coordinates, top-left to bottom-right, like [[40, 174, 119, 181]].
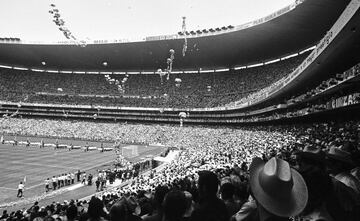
[[45, 178, 50, 192], [17, 182, 25, 198], [76, 170, 81, 182], [13, 135, 17, 146], [85, 142, 89, 152], [81, 172, 87, 185], [70, 172, 75, 184], [95, 178, 100, 192], [101, 142, 104, 153], [52, 176, 57, 190]]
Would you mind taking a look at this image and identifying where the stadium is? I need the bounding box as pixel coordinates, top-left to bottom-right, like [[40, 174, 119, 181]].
[[0, 0, 359, 220]]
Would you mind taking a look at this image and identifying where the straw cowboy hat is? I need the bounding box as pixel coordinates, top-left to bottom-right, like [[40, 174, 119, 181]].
[[250, 157, 308, 217], [294, 145, 326, 162], [326, 147, 355, 167]]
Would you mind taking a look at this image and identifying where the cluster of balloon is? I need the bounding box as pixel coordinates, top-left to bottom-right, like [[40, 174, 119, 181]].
[[49, 4, 86, 47], [182, 17, 187, 57], [62, 109, 69, 118], [179, 111, 187, 127], [179, 111, 187, 118], [4, 103, 21, 119], [104, 74, 129, 94], [157, 49, 175, 84], [175, 78, 182, 87], [92, 106, 101, 119]]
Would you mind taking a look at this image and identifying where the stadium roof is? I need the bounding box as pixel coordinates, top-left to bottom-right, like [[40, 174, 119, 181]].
[[0, 0, 351, 72]]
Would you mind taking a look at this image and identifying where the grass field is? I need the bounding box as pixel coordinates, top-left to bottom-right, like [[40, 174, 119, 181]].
[[0, 136, 165, 210]]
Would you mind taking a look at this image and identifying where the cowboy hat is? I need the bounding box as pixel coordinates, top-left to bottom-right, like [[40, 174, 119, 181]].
[[326, 147, 355, 167], [294, 145, 325, 162], [250, 157, 308, 217]]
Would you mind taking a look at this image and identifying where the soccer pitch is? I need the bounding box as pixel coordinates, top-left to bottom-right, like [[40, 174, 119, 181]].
[[0, 138, 165, 208]]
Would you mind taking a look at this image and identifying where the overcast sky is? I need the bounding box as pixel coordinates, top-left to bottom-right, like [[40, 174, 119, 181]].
[[0, 0, 294, 42]]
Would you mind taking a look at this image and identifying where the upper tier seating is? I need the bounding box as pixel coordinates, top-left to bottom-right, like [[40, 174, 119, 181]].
[[0, 52, 309, 108]]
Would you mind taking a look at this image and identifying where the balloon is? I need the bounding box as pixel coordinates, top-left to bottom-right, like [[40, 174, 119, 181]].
[[179, 112, 187, 118]]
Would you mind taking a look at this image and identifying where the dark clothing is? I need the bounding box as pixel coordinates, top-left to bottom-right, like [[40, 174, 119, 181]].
[[17, 189, 23, 198], [143, 212, 162, 221], [326, 177, 360, 221], [128, 214, 142, 221], [191, 196, 229, 221], [224, 199, 241, 217]]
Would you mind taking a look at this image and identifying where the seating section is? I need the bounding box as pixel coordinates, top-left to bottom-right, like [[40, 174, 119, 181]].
[[0, 119, 359, 220], [0, 52, 308, 108]]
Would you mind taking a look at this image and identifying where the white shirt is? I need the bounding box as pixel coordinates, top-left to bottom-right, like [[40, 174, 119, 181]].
[[18, 184, 24, 190]]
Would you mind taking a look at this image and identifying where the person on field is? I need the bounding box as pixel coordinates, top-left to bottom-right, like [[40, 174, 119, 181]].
[[17, 181, 25, 198]]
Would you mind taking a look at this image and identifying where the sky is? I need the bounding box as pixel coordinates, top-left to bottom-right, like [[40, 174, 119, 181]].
[[0, 0, 294, 42]]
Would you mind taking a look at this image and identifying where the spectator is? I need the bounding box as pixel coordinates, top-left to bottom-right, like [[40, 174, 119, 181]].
[[143, 185, 169, 221], [162, 190, 187, 221], [246, 157, 308, 220], [86, 197, 107, 221], [220, 182, 240, 216], [191, 171, 229, 221]]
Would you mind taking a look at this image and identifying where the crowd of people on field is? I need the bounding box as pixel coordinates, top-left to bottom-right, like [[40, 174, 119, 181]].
[[0, 53, 307, 109], [0, 117, 359, 220]]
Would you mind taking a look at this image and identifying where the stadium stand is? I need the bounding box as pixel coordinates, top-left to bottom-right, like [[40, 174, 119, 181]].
[[0, 119, 359, 220], [0, 53, 308, 108]]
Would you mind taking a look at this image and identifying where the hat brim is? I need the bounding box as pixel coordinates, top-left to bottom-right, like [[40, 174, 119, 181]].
[[295, 152, 326, 162], [250, 158, 308, 217], [326, 154, 355, 167]]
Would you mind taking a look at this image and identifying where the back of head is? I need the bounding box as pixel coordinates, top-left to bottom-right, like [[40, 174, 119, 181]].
[[220, 182, 235, 200], [198, 170, 219, 197], [154, 185, 170, 210], [163, 190, 187, 221], [66, 204, 78, 220], [87, 197, 104, 219], [110, 198, 130, 221]]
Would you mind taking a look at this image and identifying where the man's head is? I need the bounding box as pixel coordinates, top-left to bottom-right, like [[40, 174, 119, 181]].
[[220, 182, 235, 201], [163, 190, 187, 221], [197, 170, 220, 197]]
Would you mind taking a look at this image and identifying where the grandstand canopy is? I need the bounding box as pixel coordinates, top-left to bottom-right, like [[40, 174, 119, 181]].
[[0, 0, 352, 72]]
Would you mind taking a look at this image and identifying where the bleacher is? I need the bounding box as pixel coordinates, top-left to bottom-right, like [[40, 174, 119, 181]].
[[0, 53, 308, 108]]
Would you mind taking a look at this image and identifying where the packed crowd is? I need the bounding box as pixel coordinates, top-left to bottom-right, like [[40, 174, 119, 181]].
[[0, 53, 308, 109], [0, 117, 359, 220]]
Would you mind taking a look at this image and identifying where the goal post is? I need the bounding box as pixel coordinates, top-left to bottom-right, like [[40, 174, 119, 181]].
[[121, 145, 139, 158]]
